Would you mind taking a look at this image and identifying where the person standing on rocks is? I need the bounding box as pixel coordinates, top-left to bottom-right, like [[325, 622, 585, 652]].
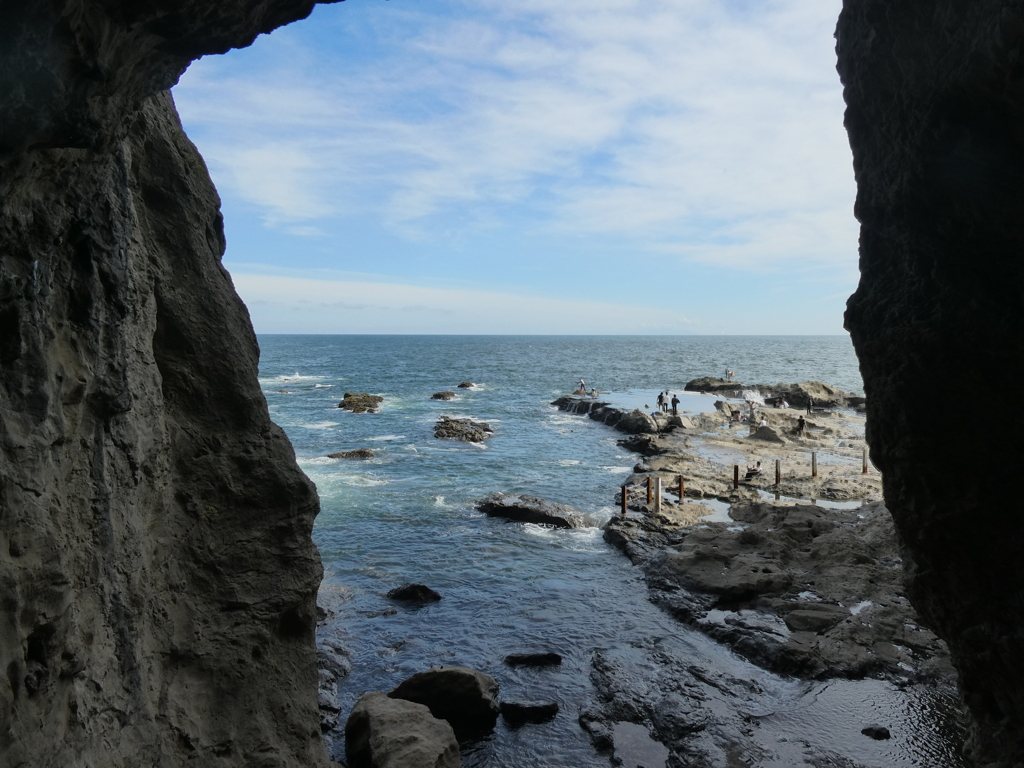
[[657, 392, 666, 411], [671, 393, 680, 415], [796, 415, 806, 436], [578, 378, 586, 393]]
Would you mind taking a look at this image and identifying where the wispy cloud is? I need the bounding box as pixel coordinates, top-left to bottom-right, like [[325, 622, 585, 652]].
[[230, 271, 696, 334], [175, 0, 853, 269]]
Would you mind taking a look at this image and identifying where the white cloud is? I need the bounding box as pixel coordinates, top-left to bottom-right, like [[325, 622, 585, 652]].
[[175, 0, 854, 269], [230, 272, 696, 334]]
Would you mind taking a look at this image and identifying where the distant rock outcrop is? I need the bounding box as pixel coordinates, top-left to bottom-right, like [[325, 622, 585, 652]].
[[432, 391, 457, 400], [339, 392, 384, 413], [434, 416, 493, 442], [328, 448, 375, 460]]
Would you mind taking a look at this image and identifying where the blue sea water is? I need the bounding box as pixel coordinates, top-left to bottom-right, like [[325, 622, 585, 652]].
[[257, 335, 963, 768]]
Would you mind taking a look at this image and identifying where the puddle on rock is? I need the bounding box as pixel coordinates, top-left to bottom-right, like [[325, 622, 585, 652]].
[[612, 721, 670, 768]]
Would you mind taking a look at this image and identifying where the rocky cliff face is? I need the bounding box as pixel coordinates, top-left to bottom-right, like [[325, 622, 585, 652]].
[[0, 2, 339, 766], [838, 2, 1024, 765]]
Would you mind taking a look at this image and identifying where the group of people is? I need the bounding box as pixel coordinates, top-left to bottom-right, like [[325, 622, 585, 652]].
[[656, 390, 680, 415]]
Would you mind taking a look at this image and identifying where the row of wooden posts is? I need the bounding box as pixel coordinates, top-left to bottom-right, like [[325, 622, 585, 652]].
[[620, 447, 870, 515]]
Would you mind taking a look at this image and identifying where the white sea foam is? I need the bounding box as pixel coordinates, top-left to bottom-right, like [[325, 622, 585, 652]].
[[302, 421, 341, 429], [555, 459, 581, 467], [602, 466, 632, 474], [314, 383, 334, 389], [298, 456, 336, 466], [367, 434, 407, 441], [851, 600, 873, 615]]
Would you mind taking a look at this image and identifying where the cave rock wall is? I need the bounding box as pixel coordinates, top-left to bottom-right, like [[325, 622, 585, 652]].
[[838, 2, 1024, 765], [0, 2, 339, 766]]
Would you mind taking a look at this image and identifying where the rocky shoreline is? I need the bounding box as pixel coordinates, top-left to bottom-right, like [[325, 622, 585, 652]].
[[556, 380, 962, 763]]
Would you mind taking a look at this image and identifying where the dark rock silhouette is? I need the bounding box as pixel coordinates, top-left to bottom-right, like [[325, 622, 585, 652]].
[[339, 392, 384, 413], [387, 584, 443, 603], [838, 1, 1024, 762], [388, 666, 500, 741]]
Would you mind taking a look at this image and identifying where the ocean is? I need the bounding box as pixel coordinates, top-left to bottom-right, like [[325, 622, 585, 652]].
[[256, 335, 962, 768]]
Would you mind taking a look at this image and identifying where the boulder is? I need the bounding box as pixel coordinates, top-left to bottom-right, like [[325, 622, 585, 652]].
[[340, 392, 384, 413], [783, 605, 850, 633], [327, 448, 375, 460], [475, 493, 590, 529], [616, 409, 659, 435], [503, 652, 562, 668], [457, 382, 474, 388], [748, 426, 786, 443], [345, 692, 461, 768], [431, 391, 457, 401], [861, 724, 891, 741], [685, 377, 741, 393], [499, 701, 559, 725], [767, 381, 856, 409], [434, 416, 493, 442], [388, 666, 499, 741], [387, 584, 442, 603]]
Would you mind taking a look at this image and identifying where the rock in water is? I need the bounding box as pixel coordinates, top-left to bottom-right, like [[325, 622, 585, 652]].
[[457, 381, 474, 388], [432, 391, 457, 400], [476, 493, 590, 529], [346, 692, 461, 768], [500, 701, 559, 725], [434, 416, 493, 442], [388, 666, 500, 741], [387, 584, 443, 603], [615, 409, 659, 435], [327, 448, 375, 459], [339, 392, 384, 413]]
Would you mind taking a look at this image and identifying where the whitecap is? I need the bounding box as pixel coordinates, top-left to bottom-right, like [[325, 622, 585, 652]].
[[302, 421, 341, 429], [555, 459, 581, 467], [367, 434, 407, 442], [298, 456, 337, 466], [314, 384, 334, 389]]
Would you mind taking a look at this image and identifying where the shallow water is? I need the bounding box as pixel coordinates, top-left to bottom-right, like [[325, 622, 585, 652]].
[[257, 335, 965, 767]]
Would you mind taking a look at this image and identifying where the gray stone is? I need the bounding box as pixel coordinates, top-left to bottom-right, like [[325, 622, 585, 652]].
[[434, 416, 493, 442], [328, 448, 375, 459], [346, 692, 461, 768], [748, 426, 787, 443], [616, 409, 659, 435], [340, 392, 384, 413], [431, 391, 457, 400]]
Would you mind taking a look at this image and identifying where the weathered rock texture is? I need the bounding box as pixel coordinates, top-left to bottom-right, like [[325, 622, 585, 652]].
[[838, 2, 1024, 764], [0, 2, 341, 766]]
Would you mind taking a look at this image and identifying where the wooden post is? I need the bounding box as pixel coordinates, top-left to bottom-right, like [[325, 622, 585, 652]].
[[654, 477, 662, 515], [862, 447, 868, 475], [621, 485, 628, 516], [678, 474, 685, 500], [646, 476, 653, 503], [775, 459, 781, 486], [733, 464, 739, 489], [811, 451, 818, 479]]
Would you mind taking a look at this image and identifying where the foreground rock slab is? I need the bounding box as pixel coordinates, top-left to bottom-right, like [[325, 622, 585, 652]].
[[346, 692, 461, 768], [476, 493, 591, 529]]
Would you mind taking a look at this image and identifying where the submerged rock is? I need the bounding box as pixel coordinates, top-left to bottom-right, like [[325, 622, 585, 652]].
[[340, 392, 384, 413], [457, 381, 474, 388], [500, 701, 559, 725], [327, 448, 375, 460], [345, 692, 461, 768], [388, 666, 500, 741], [476, 493, 590, 529], [504, 652, 562, 668], [434, 416, 493, 442]]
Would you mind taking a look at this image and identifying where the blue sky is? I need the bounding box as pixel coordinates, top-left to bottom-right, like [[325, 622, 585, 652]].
[[173, 0, 856, 334]]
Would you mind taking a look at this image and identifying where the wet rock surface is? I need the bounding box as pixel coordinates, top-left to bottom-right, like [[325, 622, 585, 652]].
[[432, 391, 457, 400], [434, 415, 493, 442], [476, 492, 591, 529], [340, 392, 384, 413], [622, 501, 952, 681]]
